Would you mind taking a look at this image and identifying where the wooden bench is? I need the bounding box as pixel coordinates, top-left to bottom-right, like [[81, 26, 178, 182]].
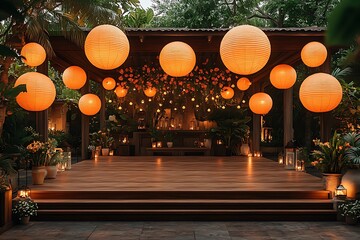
[[146, 147, 210, 156]]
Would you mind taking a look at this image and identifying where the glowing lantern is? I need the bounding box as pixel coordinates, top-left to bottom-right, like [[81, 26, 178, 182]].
[[114, 86, 128, 98], [84, 24, 130, 70], [301, 42, 327, 67], [159, 41, 196, 77], [78, 94, 101, 116], [270, 64, 297, 89], [144, 87, 157, 97], [14, 72, 56, 111], [102, 77, 116, 90], [21, 42, 46, 67], [237, 77, 251, 91], [299, 73, 342, 113], [220, 87, 234, 99], [220, 25, 271, 75], [249, 92, 273, 115], [62, 66, 87, 89]]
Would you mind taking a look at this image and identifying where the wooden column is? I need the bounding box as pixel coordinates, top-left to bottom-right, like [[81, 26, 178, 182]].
[[283, 88, 294, 147], [81, 81, 90, 160], [36, 60, 49, 141], [251, 82, 261, 154], [99, 86, 106, 130], [319, 54, 332, 141]]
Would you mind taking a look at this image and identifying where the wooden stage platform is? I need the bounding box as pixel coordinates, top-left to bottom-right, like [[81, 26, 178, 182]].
[[30, 156, 336, 221]]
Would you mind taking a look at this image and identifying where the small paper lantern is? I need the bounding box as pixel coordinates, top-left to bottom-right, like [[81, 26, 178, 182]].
[[159, 41, 196, 77], [78, 94, 101, 116], [21, 42, 46, 67], [102, 77, 116, 90], [15, 72, 56, 111], [220, 87, 234, 99], [84, 24, 130, 70], [270, 64, 297, 89], [301, 42, 327, 67], [220, 25, 271, 75], [237, 77, 251, 91], [62, 66, 87, 89], [249, 92, 273, 115], [114, 86, 128, 98], [299, 73, 342, 113], [144, 87, 157, 97]]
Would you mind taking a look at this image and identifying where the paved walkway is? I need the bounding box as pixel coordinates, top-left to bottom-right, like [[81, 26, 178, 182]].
[[1, 221, 359, 240]]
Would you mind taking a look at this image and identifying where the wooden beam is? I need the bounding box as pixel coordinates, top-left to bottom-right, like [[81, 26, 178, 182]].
[[36, 60, 49, 141]]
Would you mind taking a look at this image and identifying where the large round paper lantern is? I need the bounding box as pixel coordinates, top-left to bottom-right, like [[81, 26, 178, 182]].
[[237, 77, 251, 91], [84, 24, 130, 70], [144, 87, 157, 97], [220, 25, 271, 75], [114, 86, 128, 98], [78, 94, 101, 116], [159, 41, 196, 77], [220, 87, 234, 99], [62, 66, 87, 89], [21, 42, 46, 67], [249, 92, 273, 115], [299, 73, 342, 113], [102, 77, 116, 90], [270, 64, 297, 89], [301, 42, 327, 67], [14, 72, 56, 111]]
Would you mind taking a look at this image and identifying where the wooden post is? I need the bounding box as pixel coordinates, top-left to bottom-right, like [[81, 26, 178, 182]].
[[99, 86, 106, 130], [283, 88, 294, 147], [251, 82, 261, 155], [319, 53, 332, 141], [81, 81, 90, 160], [36, 60, 49, 141]]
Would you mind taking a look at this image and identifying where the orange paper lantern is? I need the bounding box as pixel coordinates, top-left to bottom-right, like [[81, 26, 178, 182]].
[[301, 42, 327, 67], [249, 92, 273, 115], [220, 87, 234, 99], [144, 87, 157, 97], [299, 73, 342, 113], [102, 77, 116, 90], [270, 64, 297, 89], [220, 25, 271, 75], [237, 77, 251, 91], [62, 66, 87, 90], [78, 94, 101, 116], [84, 25, 130, 70], [14, 72, 56, 111], [159, 41, 196, 77], [114, 86, 128, 98], [21, 42, 46, 67]]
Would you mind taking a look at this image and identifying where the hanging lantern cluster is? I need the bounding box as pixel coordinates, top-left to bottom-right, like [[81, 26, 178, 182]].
[[102, 77, 116, 90], [299, 73, 342, 113], [84, 24, 130, 70], [114, 86, 128, 98], [15, 72, 56, 111], [220, 87, 234, 99], [220, 25, 271, 75], [62, 66, 87, 90], [270, 64, 297, 89], [144, 87, 157, 97], [159, 41, 196, 77], [21, 42, 46, 67], [237, 77, 251, 91]]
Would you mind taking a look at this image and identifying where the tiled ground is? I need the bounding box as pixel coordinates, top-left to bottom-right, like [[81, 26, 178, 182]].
[[1, 221, 359, 240]]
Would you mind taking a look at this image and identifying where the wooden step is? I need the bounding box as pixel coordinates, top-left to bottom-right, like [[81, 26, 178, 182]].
[[31, 190, 331, 200]]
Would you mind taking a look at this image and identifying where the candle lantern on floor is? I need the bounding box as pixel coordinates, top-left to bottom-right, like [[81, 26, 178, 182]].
[[151, 142, 157, 148], [335, 185, 347, 200], [278, 152, 284, 164], [17, 186, 31, 199], [157, 141, 163, 148], [296, 160, 305, 171], [285, 139, 299, 170]]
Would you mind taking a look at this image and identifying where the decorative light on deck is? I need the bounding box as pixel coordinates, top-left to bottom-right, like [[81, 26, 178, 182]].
[[196, 105, 200, 108], [205, 97, 208, 101], [129, 102, 133, 106], [141, 99, 145, 104], [182, 106, 186, 110], [221, 106, 226, 109], [296, 160, 305, 172], [207, 108, 211, 112], [118, 106, 122, 110], [159, 103, 163, 107], [108, 99, 112, 103], [242, 100, 246, 103], [237, 105, 241, 109], [174, 107, 178, 111], [278, 152, 284, 164], [191, 97, 195, 101], [156, 109, 161, 113], [335, 185, 347, 200], [211, 96, 215, 100]]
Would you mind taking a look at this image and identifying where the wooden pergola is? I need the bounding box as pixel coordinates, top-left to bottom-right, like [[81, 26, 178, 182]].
[[39, 27, 329, 159]]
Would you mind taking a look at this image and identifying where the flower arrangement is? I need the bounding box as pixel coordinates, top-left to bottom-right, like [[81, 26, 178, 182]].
[[90, 129, 114, 148], [26, 141, 46, 166], [338, 200, 360, 221], [12, 198, 38, 219], [310, 131, 348, 173]]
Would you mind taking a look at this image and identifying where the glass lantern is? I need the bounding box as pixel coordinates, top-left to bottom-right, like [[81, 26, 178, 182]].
[[278, 152, 284, 164], [17, 186, 31, 198], [285, 140, 298, 170], [335, 185, 347, 200]]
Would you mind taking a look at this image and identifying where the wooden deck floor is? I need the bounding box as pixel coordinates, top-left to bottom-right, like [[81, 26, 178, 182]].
[[31, 156, 324, 191]]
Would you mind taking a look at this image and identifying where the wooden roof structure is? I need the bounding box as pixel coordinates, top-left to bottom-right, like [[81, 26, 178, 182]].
[[49, 27, 326, 84]]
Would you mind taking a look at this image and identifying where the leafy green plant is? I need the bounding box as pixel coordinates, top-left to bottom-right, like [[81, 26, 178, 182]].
[[12, 198, 38, 219], [338, 200, 360, 220], [343, 132, 360, 166], [0, 153, 16, 191]]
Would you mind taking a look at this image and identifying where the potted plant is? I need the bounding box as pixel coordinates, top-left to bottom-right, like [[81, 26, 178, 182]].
[[12, 198, 38, 225], [164, 132, 175, 148], [99, 129, 114, 156], [0, 154, 16, 228], [310, 131, 348, 193], [338, 200, 360, 225], [26, 141, 47, 185], [44, 138, 60, 179]]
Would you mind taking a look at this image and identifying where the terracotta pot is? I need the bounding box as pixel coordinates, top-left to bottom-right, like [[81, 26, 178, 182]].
[[45, 165, 57, 179], [204, 139, 212, 149], [345, 215, 358, 225], [32, 166, 47, 185], [20, 216, 30, 225], [240, 143, 250, 156], [323, 173, 342, 196], [341, 169, 360, 199], [167, 142, 173, 148], [102, 148, 109, 156]]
